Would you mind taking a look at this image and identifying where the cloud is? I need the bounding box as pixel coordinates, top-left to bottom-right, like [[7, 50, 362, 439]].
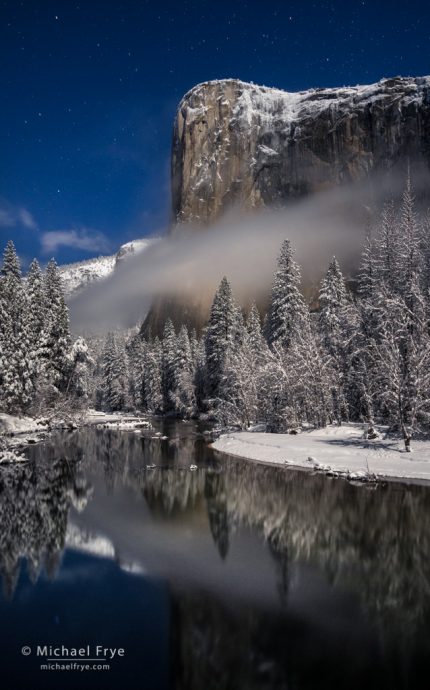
[[18, 208, 37, 229], [0, 204, 36, 229], [40, 227, 111, 254], [69, 165, 430, 331]]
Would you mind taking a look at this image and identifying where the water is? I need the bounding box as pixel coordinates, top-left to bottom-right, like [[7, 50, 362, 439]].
[[0, 419, 429, 690]]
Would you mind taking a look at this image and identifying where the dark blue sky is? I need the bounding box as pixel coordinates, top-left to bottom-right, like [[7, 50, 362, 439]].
[[1, 0, 429, 266]]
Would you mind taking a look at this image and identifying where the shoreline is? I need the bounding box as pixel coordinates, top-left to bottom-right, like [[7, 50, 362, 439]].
[[212, 425, 430, 487]]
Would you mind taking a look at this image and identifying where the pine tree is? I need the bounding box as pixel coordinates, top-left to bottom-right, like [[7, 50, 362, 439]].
[[318, 257, 348, 353], [318, 256, 350, 423], [190, 328, 206, 411], [68, 336, 94, 399], [101, 332, 128, 411], [374, 201, 400, 292], [205, 277, 238, 398], [170, 325, 196, 418], [26, 259, 46, 383], [161, 319, 177, 411], [126, 334, 146, 409], [246, 303, 265, 355], [214, 320, 261, 429], [143, 338, 163, 413], [0, 241, 33, 412], [40, 259, 71, 392], [267, 239, 310, 348]]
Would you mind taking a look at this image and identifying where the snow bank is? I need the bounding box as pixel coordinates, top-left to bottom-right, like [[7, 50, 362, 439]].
[[213, 424, 430, 483], [86, 410, 152, 431], [0, 413, 48, 436]]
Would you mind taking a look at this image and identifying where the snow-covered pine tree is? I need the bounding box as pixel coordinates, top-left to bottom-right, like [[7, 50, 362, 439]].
[[246, 302, 265, 355], [26, 259, 46, 384], [40, 259, 71, 392], [68, 336, 95, 400], [161, 319, 177, 412], [0, 241, 33, 412], [205, 276, 238, 398], [398, 172, 422, 304], [318, 256, 348, 354], [372, 291, 430, 451], [374, 200, 400, 293], [100, 332, 128, 411], [126, 334, 146, 410], [357, 231, 377, 298], [190, 328, 206, 411], [267, 239, 310, 348], [214, 325, 259, 429], [143, 337, 163, 413], [170, 325, 196, 418], [317, 256, 350, 422]]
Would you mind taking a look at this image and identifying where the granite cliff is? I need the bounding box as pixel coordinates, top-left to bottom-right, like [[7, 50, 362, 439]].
[[172, 76, 430, 224]]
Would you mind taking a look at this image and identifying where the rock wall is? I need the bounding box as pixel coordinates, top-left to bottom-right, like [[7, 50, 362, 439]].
[[172, 76, 430, 224]]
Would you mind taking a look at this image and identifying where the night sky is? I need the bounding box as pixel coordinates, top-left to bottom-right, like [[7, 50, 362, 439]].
[[1, 0, 429, 267]]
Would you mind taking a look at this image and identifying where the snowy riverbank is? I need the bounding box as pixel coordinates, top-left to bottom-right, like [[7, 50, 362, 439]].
[[212, 424, 430, 484], [0, 410, 154, 463]]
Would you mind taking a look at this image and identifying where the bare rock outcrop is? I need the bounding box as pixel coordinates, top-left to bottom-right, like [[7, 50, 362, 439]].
[[172, 76, 430, 224]]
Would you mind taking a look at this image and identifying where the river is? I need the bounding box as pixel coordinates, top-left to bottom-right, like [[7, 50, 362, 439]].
[[0, 419, 429, 689]]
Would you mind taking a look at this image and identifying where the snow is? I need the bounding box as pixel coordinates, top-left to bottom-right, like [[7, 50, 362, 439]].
[[184, 76, 430, 123], [95, 420, 152, 431], [258, 145, 279, 156], [86, 409, 152, 431], [58, 254, 116, 297], [58, 237, 159, 297], [213, 424, 430, 484], [66, 524, 115, 558], [181, 76, 430, 155], [0, 448, 28, 464], [0, 413, 47, 436]]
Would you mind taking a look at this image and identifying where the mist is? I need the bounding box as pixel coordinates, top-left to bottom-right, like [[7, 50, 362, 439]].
[[69, 167, 430, 332]]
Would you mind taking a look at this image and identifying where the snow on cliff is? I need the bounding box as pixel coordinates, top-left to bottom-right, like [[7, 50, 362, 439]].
[[58, 237, 159, 298]]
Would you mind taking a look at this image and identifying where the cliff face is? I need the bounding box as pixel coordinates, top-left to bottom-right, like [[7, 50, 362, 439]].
[[172, 76, 430, 223]]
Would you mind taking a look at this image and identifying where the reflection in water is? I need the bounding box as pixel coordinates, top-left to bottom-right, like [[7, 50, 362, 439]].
[[0, 454, 91, 599], [0, 421, 429, 689]]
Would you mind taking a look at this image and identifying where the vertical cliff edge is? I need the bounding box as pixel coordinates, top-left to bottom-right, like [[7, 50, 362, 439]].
[[172, 76, 430, 224]]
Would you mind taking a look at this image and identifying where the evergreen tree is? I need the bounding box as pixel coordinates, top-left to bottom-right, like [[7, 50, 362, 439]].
[[318, 256, 350, 422], [246, 303, 265, 355], [374, 201, 400, 293], [126, 334, 146, 409], [26, 259, 46, 383], [40, 259, 71, 392], [318, 256, 348, 354], [205, 277, 238, 398], [143, 338, 163, 413], [161, 319, 177, 411], [267, 239, 310, 348], [0, 241, 33, 412], [101, 332, 128, 411], [170, 325, 196, 418]]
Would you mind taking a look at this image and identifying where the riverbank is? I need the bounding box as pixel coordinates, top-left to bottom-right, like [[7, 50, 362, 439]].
[[0, 409, 154, 463], [212, 424, 430, 484]]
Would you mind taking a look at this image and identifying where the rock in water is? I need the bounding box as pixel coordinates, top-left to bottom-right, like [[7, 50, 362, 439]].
[[172, 76, 430, 224]]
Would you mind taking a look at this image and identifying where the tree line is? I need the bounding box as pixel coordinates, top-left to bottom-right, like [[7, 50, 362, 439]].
[[0, 242, 92, 417], [99, 178, 430, 450], [1, 178, 430, 450]]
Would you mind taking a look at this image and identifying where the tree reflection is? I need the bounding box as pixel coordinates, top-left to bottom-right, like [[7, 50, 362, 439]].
[[0, 455, 91, 599]]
